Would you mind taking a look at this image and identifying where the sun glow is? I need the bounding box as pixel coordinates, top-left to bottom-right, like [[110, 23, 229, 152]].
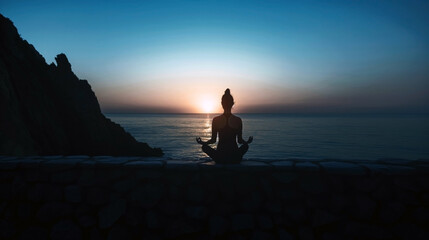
[[200, 98, 216, 113]]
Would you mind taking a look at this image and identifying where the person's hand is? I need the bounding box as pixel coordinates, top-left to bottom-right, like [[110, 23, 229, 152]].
[[196, 137, 204, 145], [247, 136, 253, 144]]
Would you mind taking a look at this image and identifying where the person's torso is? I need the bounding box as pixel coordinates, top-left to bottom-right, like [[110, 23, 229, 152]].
[[216, 114, 240, 152]]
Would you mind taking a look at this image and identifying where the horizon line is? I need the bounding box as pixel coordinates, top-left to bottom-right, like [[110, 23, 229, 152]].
[[103, 112, 429, 116]]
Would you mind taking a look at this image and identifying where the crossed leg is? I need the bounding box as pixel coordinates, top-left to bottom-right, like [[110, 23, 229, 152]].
[[202, 144, 249, 164]]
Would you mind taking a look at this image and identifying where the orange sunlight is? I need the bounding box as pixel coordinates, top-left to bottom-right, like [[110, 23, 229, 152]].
[[199, 97, 217, 113]]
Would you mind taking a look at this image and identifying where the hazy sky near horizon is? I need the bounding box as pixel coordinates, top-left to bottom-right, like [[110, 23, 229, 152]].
[[2, 0, 429, 113]]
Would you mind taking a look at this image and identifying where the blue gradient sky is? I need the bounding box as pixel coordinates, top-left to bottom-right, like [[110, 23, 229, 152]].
[[2, 0, 429, 113]]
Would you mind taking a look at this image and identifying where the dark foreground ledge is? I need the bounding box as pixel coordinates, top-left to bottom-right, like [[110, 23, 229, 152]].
[[1, 156, 428, 239]]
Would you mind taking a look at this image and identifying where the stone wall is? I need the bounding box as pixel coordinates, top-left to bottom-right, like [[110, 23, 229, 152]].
[[0, 156, 428, 239]]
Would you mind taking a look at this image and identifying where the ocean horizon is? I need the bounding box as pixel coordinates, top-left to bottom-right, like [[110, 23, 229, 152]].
[[106, 113, 429, 161]]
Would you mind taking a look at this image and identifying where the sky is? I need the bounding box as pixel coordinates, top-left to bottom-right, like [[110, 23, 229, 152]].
[[2, 0, 429, 114]]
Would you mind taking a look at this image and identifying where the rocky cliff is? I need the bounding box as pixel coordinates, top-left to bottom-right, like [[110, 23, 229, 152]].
[[0, 14, 162, 156]]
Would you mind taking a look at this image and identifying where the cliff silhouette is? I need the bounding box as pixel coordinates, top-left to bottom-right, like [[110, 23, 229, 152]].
[[0, 14, 162, 156]]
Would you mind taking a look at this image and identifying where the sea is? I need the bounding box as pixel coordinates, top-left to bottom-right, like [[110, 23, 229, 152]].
[[106, 113, 429, 161]]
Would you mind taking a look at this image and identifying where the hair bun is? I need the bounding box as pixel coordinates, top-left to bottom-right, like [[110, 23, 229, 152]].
[[225, 88, 230, 95]]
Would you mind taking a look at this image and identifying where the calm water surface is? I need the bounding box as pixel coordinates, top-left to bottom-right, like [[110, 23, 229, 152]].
[[106, 114, 429, 161]]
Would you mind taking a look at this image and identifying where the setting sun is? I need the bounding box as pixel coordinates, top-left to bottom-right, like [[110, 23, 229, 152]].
[[200, 98, 216, 113]]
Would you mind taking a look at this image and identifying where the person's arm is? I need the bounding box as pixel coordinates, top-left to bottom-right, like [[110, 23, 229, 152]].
[[205, 118, 217, 144], [237, 119, 245, 144], [237, 119, 253, 145], [196, 118, 217, 145]]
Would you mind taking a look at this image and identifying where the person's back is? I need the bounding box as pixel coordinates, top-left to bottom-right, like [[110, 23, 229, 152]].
[[215, 114, 240, 153], [196, 89, 253, 163]]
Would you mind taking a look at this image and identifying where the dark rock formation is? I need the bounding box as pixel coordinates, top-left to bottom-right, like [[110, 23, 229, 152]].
[[0, 14, 162, 156]]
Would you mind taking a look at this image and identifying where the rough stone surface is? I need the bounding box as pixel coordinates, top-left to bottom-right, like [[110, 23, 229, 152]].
[[295, 161, 320, 172], [98, 198, 127, 229], [231, 214, 255, 231], [64, 185, 82, 203], [0, 156, 428, 239], [51, 220, 82, 240], [209, 215, 228, 236], [320, 161, 366, 175]]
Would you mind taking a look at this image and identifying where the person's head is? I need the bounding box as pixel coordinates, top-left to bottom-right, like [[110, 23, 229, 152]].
[[221, 88, 234, 111]]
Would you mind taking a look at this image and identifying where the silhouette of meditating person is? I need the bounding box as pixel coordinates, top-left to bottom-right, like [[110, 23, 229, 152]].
[[196, 89, 253, 163]]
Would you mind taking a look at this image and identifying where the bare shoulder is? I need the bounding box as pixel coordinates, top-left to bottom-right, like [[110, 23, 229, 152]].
[[212, 115, 224, 127], [231, 114, 242, 122], [213, 115, 223, 123]]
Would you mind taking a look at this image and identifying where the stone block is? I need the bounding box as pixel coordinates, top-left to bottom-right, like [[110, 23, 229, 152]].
[[241, 160, 272, 170], [86, 188, 109, 205], [0, 183, 12, 200], [78, 160, 96, 167], [166, 160, 199, 170], [65, 185, 82, 203], [298, 226, 314, 240], [18, 158, 43, 168], [42, 159, 81, 170], [187, 185, 205, 203], [345, 222, 392, 239], [164, 217, 200, 238], [272, 172, 298, 184], [264, 200, 283, 214], [0, 160, 18, 170], [98, 198, 127, 229], [112, 179, 137, 194], [209, 215, 228, 236], [129, 183, 164, 209], [312, 210, 339, 227], [271, 160, 294, 170], [27, 183, 63, 202], [51, 220, 82, 240], [37, 202, 73, 223], [320, 161, 367, 175], [252, 230, 275, 240], [299, 176, 327, 194], [25, 169, 49, 182], [277, 228, 295, 240], [352, 195, 376, 220], [258, 215, 273, 230], [146, 210, 163, 229], [95, 157, 130, 167], [295, 162, 320, 172], [330, 194, 347, 213], [394, 177, 420, 192], [394, 223, 429, 240], [160, 200, 183, 216], [124, 160, 164, 169], [284, 204, 307, 223], [0, 219, 16, 239], [107, 225, 133, 240], [18, 226, 49, 240], [199, 160, 225, 170], [51, 170, 78, 184], [185, 206, 208, 219], [78, 215, 96, 228], [65, 155, 90, 159], [124, 207, 145, 226], [412, 207, 429, 222], [135, 170, 163, 179], [378, 202, 404, 224], [231, 214, 254, 231]]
